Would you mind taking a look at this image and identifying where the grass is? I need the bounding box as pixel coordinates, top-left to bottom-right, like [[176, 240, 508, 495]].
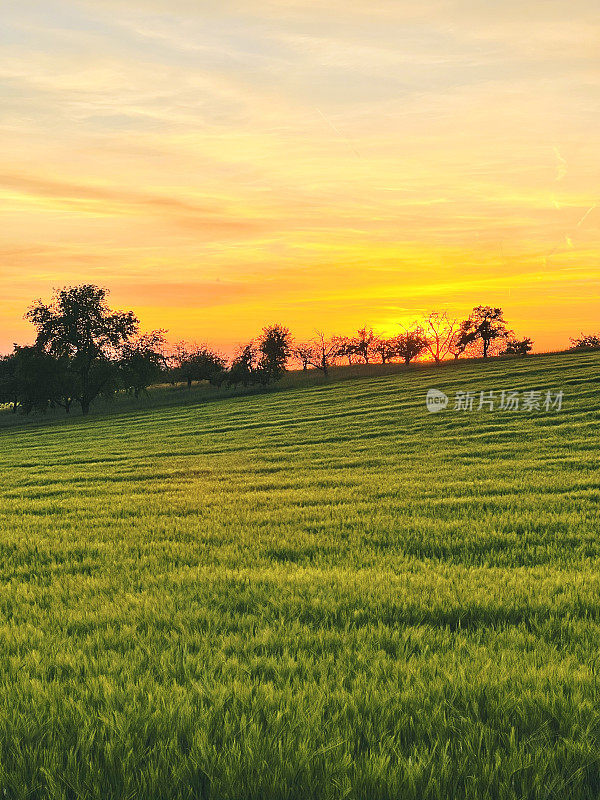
[[0, 350, 599, 799]]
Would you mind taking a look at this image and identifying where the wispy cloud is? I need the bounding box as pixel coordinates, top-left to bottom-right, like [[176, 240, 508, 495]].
[[1, 0, 599, 353]]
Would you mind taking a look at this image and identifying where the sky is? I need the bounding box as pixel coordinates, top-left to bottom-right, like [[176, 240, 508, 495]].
[[1, 0, 599, 354]]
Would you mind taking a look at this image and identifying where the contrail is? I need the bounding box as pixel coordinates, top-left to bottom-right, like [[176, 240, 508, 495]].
[[315, 107, 361, 159], [575, 203, 597, 227], [553, 146, 567, 181], [543, 201, 598, 270]]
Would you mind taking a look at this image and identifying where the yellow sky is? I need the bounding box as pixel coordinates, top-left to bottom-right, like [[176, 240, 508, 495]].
[[1, 0, 599, 353]]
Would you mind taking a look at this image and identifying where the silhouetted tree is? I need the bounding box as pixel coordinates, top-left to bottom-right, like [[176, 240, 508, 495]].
[[332, 336, 355, 365], [308, 332, 338, 376], [0, 353, 18, 412], [352, 327, 376, 364], [373, 337, 398, 364], [448, 329, 471, 360], [175, 343, 226, 389], [228, 343, 258, 387], [257, 324, 292, 381], [0, 346, 66, 414], [394, 326, 428, 365], [26, 285, 138, 414], [456, 306, 511, 359], [570, 333, 600, 350], [120, 331, 168, 397], [292, 343, 313, 371], [504, 337, 533, 356], [423, 311, 457, 363]]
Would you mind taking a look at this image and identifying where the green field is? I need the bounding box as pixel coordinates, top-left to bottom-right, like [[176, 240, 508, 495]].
[[0, 351, 599, 799]]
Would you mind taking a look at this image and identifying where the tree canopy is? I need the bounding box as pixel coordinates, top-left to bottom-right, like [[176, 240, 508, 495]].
[[0, 287, 552, 419], [26, 285, 138, 413]]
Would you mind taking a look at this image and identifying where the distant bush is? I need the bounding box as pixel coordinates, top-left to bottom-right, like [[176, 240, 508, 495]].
[[504, 337, 534, 356], [570, 334, 600, 350]]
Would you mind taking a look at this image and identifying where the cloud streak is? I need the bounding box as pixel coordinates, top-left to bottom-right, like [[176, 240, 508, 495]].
[[1, 0, 599, 353]]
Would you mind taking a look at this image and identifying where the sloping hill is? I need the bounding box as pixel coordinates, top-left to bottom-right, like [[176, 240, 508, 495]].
[[0, 351, 599, 799]]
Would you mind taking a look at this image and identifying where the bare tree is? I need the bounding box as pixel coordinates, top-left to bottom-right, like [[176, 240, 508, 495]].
[[331, 335, 355, 365], [292, 343, 314, 371], [308, 332, 339, 376], [423, 311, 457, 364], [448, 329, 469, 360], [373, 337, 398, 364]]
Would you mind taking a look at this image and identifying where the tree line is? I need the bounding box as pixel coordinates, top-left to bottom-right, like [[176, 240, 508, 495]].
[[0, 284, 597, 417]]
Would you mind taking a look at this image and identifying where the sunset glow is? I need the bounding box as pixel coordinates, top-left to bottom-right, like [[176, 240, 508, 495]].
[[2, 0, 599, 353]]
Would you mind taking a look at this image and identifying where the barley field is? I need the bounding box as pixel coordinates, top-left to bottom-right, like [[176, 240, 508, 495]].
[[0, 351, 599, 800]]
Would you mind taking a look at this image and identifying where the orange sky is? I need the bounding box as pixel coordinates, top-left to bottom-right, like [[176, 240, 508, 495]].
[[1, 0, 599, 354]]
